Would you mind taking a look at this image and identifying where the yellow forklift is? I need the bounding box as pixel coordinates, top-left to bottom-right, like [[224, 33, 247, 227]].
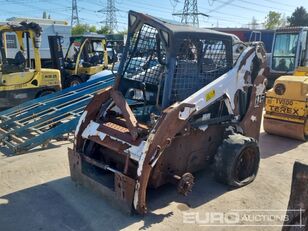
[[48, 34, 109, 88], [264, 27, 308, 140], [0, 22, 61, 110]]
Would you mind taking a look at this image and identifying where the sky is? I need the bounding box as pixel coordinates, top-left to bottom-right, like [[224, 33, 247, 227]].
[[0, 0, 306, 31]]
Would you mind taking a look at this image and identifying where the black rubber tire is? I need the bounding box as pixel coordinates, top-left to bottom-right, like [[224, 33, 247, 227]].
[[65, 76, 83, 88], [214, 133, 260, 187]]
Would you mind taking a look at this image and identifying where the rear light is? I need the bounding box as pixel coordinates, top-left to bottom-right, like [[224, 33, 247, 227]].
[[274, 83, 286, 95]]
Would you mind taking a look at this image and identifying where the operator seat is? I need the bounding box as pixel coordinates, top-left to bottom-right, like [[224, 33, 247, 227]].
[[2, 51, 26, 74], [89, 55, 99, 66], [13, 51, 26, 67]]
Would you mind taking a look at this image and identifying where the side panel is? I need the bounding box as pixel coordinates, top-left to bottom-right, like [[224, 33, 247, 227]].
[[0, 86, 59, 110], [149, 125, 225, 188], [40, 69, 61, 87], [0, 71, 35, 86], [0, 69, 61, 110]]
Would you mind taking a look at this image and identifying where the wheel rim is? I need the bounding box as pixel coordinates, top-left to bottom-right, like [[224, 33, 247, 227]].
[[70, 80, 81, 87], [234, 146, 258, 183]]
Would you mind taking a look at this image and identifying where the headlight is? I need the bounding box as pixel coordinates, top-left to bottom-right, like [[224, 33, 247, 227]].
[[274, 83, 286, 95]]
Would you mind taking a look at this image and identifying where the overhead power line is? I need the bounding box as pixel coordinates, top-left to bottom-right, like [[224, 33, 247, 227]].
[[71, 0, 80, 26], [0, 0, 300, 29], [98, 0, 119, 32], [173, 0, 208, 27]]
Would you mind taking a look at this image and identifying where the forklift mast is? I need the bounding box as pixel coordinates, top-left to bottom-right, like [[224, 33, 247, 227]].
[[48, 35, 65, 71]]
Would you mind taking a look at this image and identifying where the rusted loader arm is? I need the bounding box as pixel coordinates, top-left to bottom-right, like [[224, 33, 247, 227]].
[[110, 90, 139, 141]]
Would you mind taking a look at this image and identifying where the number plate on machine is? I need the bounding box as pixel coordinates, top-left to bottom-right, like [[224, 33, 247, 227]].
[[265, 97, 306, 117]]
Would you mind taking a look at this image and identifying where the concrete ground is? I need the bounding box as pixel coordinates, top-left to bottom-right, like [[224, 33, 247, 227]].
[[0, 127, 307, 231]]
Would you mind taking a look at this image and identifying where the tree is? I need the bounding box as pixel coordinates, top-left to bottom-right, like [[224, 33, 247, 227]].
[[89, 25, 97, 33], [71, 24, 96, 35], [97, 26, 112, 34], [288, 6, 308, 26], [264, 11, 282, 29]]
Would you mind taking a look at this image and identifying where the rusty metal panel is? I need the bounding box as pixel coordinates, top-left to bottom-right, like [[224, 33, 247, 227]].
[[97, 122, 142, 146], [240, 73, 266, 140], [282, 161, 308, 230], [150, 125, 225, 188], [87, 135, 130, 154], [68, 148, 136, 214], [114, 173, 135, 205], [75, 87, 112, 151], [110, 90, 139, 140]]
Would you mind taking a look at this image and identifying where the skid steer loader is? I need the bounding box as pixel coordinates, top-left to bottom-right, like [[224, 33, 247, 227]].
[[68, 11, 267, 214], [0, 22, 61, 110]]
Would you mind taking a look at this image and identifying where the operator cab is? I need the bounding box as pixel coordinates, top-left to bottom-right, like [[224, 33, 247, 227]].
[[0, 22, 42, 85], [113, 11, 234, 125], [65, 35, 106, 70], [271, 27, 308, 73], [0, 31, 34, 75], [0, 22, 61, 110]]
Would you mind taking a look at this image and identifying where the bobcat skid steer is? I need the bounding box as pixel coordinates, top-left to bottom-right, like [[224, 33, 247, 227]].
[[68, 11, 267, 214]]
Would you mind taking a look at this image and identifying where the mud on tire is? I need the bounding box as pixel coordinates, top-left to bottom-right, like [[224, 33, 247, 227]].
[[214, 133, 260, 187]]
